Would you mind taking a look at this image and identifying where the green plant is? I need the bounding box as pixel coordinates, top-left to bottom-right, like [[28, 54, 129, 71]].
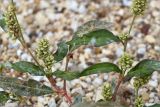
[[0, 0, 160, 107]]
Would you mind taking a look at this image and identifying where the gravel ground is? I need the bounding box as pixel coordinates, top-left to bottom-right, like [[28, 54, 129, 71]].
[[0, 0, 160, 107]]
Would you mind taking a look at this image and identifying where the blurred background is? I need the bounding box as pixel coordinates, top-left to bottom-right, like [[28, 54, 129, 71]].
[[0, 0, 160, 107]]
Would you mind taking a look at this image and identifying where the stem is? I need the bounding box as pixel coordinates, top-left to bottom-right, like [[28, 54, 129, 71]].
[[11, 1, 72, 103], [63, 53, 72, 104], [63, 54, 70, 91], [135, 88, 139, 99], [112, 74, 124, 101], [124, 15, 136, 52]]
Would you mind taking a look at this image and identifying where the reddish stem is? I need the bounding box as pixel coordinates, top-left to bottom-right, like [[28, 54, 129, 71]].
[[47, 76, 72, 104], [112, 74, 124, 101]]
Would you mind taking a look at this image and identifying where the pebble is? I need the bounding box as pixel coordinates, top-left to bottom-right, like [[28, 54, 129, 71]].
[[148, 80, 158, 88], [5, 102, 18, 107], [103, 74, 109, 80], [137, 47, 146, 55], [48, 98, 56, 107], [144, 35, 156, 44], [142, 92, 150, 101], [59, 101, 69, 107], [94, 88, 103, 102], [92, 78, 103, 87], [122, 0, 132, 6], [71, 87, 85, 96], [16, 49, 23, 56], [116, 48, 123, 57], [21, 53, 32, 61]]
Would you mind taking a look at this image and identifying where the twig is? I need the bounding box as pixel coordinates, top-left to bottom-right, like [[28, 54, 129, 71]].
[[112, 74, 124, 101]]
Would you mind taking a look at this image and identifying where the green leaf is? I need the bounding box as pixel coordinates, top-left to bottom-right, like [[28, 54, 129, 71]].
[[53, 62, 121, 80], [0, 13, 7, 32], [80, 62, 121, 76], [67, 29, 120, 51], [0, 91, 10, 105], [0, 75, 53, 96], [74, 20, 112, 38], [126, 59, 160, 79], [53, 71, 80, 80], [2, 61, 45, 76], [54, 42, 68, 62]]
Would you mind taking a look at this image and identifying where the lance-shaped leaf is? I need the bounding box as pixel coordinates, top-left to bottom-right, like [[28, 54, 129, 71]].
[[0, 13, 7, 32], [126, 59, 160, 79], [74, 20, 113, 38], [0, 91, 10, 105], [1, 61, 45, 76], [54, 42, 68, 62], [53, 62, 121, 80], [67, 29, 120, 51], [0, 76, 53, 96]]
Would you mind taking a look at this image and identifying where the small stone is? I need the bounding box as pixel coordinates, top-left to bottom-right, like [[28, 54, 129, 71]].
[[35, 12, 49, 27], [5, 102, 18, 107], [116, 48, 123, 57], [137, 47, 146, 55], [148, 80, 158, 88], [80, 81, 88, 89], [145, 36, 156, 44], [93, 78, 103, 87], [48, 98, 56, 107], [16, 49, 23, 56], [122, 0, 132, 6], [71, 87, 85, 96], [85, 77, 92, 83], [78, 4, 86, 14], [103, 74, 109, 80], [100, 57, 109, 62], [59, 101, 69, 107], [66, 0, 78, 12], [149, 92, 155, 98], [94, 88, 103, 102], [142, 92, 150, 101], [21, 53, 32, 61]]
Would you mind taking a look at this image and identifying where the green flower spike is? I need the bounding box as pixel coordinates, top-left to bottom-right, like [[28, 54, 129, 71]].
[[5, 3, 21, 39], [36, 39, 54, 71], [119, 53, 133, 71], [131, 0, 147, 16], [119, 33, 128, 43], [102, 82, 112, 101], [133, 76, 150, 89], [135, 96, 144, 107], [36, 39, 50, 59], [44, 54, 54, 71]]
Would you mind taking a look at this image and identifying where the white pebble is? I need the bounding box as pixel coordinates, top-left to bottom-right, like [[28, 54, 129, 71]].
[[93, 78, 103, 87], [48, 98, 56, 107], [137, 47, 146, 54], [16, 49, 22, 56], [148, 80, 158, 88], [116, 48, 123, 57]]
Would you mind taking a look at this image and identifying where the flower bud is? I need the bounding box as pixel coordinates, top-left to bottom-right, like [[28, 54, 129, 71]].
[[36, 39, 49, 59], [119, 53, 133, 71], [5, 3, 20, 39], [36, 39, 54, 71], [102, 82, 112, 101], [133, 76, 150, 89], [44, 54, 54, 71], [131, 0, 147, 16], [135, 96, 144, 107], [119, 33, 128, 43]]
